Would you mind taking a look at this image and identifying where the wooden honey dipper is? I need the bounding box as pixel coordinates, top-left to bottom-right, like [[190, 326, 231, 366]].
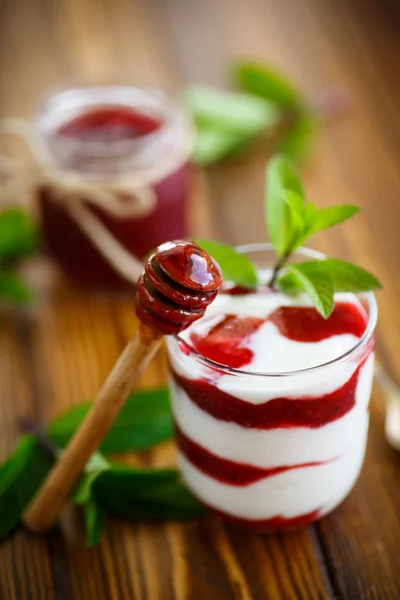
[[23, 240, 222, 534]]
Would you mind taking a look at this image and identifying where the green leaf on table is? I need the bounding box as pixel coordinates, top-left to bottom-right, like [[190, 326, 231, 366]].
[[73, 452, 111, 505], [233, 61, 300, 108], [0, 436, 53, 539], [192, 127, 250, 166], [186, 86, 279, 164], [73, 452, 110, 547], [0, 270, 32, 303], [83, 497, 106, 548], [266, 155, 306, 257], [186, 86, 278, 135], [0, 208, 38, 261], [278, 262, 334, 318], [48, 387, 173, 452], [195, 239, 258, 288], [92, 464, 206, 522]]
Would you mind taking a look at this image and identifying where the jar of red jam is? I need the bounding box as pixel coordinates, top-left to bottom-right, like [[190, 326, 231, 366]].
[[32, 86, 193, 289]]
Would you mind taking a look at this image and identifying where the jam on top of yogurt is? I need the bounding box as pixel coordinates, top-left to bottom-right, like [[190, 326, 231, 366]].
[[189, 300, 368, 370]]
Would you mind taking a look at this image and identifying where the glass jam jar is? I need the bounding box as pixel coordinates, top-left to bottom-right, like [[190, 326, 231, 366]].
[[32, 86, 193, 289]]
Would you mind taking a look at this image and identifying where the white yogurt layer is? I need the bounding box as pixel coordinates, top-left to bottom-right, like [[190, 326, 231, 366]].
[[166, 291, 374, 524]]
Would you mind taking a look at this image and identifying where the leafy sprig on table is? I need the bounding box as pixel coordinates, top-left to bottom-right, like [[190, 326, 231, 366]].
[[0, 387, 205, 547], [0, 207, 38, 304], [197, 155, 381, 318], [187, 60, 321, 166]]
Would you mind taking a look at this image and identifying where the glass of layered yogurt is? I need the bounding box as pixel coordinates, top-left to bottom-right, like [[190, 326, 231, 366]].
[[166, 244, 377, 532]]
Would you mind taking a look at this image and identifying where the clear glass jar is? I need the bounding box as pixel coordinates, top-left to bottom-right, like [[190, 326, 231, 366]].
[[32, 85, 193, 289], [166, 244, 377, 532]]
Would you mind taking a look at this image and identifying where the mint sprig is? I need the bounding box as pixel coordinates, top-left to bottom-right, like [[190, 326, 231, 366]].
[[196, 155, 381, 317], [265, 155, 382, 316]]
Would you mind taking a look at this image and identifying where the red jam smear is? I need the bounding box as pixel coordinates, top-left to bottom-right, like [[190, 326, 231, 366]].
[[190, 314, 264, 369], [39, 106, 191, 289], [171, 360, 364, 429], [175, 424, 334, 485], [269, 302, 367, 341], [207, 506, 321, 532], [189, 302, 368, 370], [136, 240, 222, 335]]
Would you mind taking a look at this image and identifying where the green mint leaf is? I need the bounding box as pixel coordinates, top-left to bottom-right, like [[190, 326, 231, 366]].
[[92, 464, 206, 521], [83, 497, 106, 547], [48, 387, 173, 452], [278, 259, 382, 298], [192, 127, 251, 166], [74, 452, 109, 547], [321, 259, 382, 292], [279, 108, 318, 163], [186, 86, 278, 136], [283, 189, 307, 219], [266, 155, 305, 257], [194, 239, 258, 288], [73, 452, 111, 505], [233, 61, 300, 108], [308, 205, 360, 235], [291, 203, 360, 250], [279, 262, 334, 318], [0, 436, 53, 539], [0, 208, 38, 261], [0, 270, 32, 304], [303, 202, 318, 228]]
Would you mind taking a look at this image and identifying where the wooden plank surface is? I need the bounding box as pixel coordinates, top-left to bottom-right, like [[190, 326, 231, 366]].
[[0, 0, 400, 598]]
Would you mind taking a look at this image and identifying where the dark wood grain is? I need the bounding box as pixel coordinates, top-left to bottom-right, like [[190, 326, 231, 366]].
[[1, 0, 400, 598]]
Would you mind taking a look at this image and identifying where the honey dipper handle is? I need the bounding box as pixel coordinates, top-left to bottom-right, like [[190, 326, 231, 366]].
[[23, 331, 161, 534]]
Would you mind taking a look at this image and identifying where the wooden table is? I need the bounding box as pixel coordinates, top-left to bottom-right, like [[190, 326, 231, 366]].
[[1, 0, 400, 598]]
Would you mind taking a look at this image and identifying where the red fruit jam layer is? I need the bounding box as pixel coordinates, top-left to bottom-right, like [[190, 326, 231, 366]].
[[189, 302, 368, 370], [39, 106, 191, 289], [175, 424, 335, 485], [208, 507, 322, 532], [172, 300, 371, 429], [172, 362, 364, 429], [190, 314, 265, 369]]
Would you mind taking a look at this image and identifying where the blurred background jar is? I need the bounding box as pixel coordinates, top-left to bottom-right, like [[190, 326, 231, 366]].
[[32, 85, 193, 290]]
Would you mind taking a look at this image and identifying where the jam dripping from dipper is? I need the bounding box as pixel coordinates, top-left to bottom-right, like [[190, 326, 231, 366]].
[[136, 240, 222, 335]]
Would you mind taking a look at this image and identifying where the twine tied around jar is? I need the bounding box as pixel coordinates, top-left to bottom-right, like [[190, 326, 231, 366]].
[[0, 117, 192, 283]]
